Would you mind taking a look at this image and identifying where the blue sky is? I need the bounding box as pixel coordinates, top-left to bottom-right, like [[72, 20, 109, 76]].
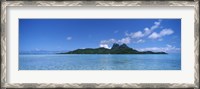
[[19, 19, 181, 53]]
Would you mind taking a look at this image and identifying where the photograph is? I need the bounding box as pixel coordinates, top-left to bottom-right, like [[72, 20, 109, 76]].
[[19, 19, 181, 70]]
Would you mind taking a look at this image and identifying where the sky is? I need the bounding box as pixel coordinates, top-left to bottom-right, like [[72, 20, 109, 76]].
[[19, 19, 181, 53]]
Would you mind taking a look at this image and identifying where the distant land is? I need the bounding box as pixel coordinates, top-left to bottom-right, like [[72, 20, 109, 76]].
[[60, 43, 167, 54]]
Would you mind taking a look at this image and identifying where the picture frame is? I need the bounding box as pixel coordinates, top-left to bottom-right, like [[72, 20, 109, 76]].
[[1, 0, 199, 89]]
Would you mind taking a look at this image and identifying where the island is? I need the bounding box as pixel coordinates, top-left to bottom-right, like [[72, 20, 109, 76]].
[[59, 43, 167, 54]]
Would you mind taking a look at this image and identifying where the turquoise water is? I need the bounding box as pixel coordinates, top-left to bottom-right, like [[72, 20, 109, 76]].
[[19, 54, 181, 70]]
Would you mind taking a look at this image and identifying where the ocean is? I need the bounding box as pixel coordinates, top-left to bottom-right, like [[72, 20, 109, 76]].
[[19, 54, 181, 70]]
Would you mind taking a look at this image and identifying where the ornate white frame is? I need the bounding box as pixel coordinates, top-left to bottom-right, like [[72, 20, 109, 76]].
[[1, 1, 199, 89]]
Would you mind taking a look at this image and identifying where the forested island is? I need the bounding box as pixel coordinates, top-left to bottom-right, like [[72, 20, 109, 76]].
[[60, 43, 167, 54]]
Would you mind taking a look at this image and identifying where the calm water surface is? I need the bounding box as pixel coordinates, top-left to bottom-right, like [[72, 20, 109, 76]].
[[19, 54, 181, 70]]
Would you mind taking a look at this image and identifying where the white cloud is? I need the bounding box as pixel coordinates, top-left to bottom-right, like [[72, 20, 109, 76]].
[[100, 38, 116, 44], [150, 20, 161, 30], [148, 32, 160, 39], [160, 28, 174, 36], [102, 20, 162, 45], [67, 37, 72, 40], [136, 44, 180, 53], [100, 44, 109, 49], [100, 37, 131, 45], [100, 20, 175, 47], [126, 20, 162, 39], [99, 37, 131, 48], [144, 27, 151, 35], [126, 31, 144, 38], [118, 37, 131, 44], [166, 44, 173, 48], [136, 39, 145, 43], [148, 29, 174, 39], [99, 39, 117, 49]]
